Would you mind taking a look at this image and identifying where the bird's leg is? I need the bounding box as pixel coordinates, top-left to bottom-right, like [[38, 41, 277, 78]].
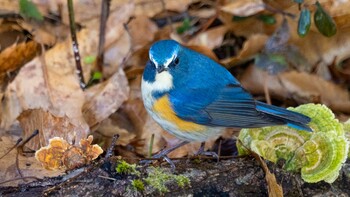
[[140, 141, 190, 171], [196, 142, 206, 155], [152, 141, 190, 158], [195, 142, 219, 162]]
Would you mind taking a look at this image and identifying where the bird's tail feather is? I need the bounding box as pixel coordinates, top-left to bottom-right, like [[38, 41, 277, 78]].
[[256, 101, 312, 132]]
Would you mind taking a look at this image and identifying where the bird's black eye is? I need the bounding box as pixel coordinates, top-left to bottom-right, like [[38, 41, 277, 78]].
[[174, 57, 179, 65]]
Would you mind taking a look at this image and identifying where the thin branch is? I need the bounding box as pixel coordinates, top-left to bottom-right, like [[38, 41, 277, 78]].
[[67, 0, 85, 89], [98, 175, 117, 181], [16, 130, 39, 181], [0, 138, 22, 159], [0, 176, 40, 185], [96, 0, 111, 73], [264, 3, 295, 19], [104, 134, 119, 161]]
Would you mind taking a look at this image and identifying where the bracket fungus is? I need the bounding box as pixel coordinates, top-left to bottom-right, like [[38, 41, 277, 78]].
[[237, 104, 349, 183]]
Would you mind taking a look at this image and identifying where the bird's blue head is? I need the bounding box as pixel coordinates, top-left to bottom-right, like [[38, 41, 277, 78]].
[[142, 40, 191, 96], [149, 40, 180, 72]]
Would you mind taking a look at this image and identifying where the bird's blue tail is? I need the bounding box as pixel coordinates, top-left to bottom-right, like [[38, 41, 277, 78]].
[[256, 101, 312, 132]]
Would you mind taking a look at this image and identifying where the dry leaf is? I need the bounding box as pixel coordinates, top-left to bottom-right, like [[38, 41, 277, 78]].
[[101, 15, 158, 76], [17, 109, 88, 150], [59, 0, 130, 25], [0, 0, 19, 13], [220, 0, 265, 17], [0, 3, 134, 150], [240, 65, 350, 113], [128, 16, 158, 51], [252, 152, 283, 197], [83, 69, 129, 128], [96, 116, 136, 147], [0, 41, 39, 74], [35, 135, 103, 170], [18, 22, 59, 46], [187, 26, 228, 50], [134, 0, 191, 17], [221, 34, 268, 66], [0, 135, 63, 187], [0, 41, 40, 90], [266, 2, 350, 76]]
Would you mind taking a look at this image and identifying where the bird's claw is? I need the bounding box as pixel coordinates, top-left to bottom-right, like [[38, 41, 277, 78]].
[[139, 141, 189, 171], [139, 154, 176, 172], [195, 150, 219, 162], [195, 142, 219, 162]]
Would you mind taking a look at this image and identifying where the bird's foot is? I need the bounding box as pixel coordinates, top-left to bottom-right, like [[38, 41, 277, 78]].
[[195, 142, 219, 162], [139, 141, 189, 172]]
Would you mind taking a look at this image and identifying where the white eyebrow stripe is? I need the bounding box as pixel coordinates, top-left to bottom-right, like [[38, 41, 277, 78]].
[[164, 54, 176, 68], [149, 53, 158, 68]]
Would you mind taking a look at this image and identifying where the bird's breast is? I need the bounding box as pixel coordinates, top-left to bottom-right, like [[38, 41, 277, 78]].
[[152, 95, 206, 132]]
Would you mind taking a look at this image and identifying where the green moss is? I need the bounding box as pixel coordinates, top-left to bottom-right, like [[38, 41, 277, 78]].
[[115, 160, 140, 176], [237, 104, 349, 183], [131, 179, 145, 191], [144, 167, 190, 193], [174, 175, 190, 188]]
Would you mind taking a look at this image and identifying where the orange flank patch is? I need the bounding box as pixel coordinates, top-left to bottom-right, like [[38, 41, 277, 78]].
[[153, 95, 205, 132]]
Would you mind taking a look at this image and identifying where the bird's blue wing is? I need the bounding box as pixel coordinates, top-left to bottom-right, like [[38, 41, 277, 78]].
[[169, 84, 287, 128]]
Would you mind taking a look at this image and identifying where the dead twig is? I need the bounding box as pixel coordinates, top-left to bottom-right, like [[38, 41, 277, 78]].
[[104, 134, 119, 162], [96, 0, 111, 73], [67, 0, 85, 89], [16, 130, 39, 180], [0, 138, 22, 160], [0, 176, 40, 185]]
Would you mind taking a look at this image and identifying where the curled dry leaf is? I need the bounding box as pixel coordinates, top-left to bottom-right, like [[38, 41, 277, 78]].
[[219, 8, 279, 37], [128, 16, 158, 51], [240, 65, 350, 113], [134, 0, 191, 17], [17, 109, 88, 150], [0, 41, 39, 75], [102, 12, 153, 77], [187, 26, 228, 50], [219, 1, 350, 75], [35, 135, 103, 170], [273, 2, 350, 76], [0, 41, 40, 91], [288, 23, 350, 76], [220, 0, 265, 17], [221, 34, 268, 66], [0, 3, 134, 150], [96, 116, 136, 147], [18, 21, 59, 46], [83, 69, 129, 128], [252, 152, 283, 197]]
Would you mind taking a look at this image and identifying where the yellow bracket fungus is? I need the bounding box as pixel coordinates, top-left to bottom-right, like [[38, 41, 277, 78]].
[[237, 104, 349, 183]]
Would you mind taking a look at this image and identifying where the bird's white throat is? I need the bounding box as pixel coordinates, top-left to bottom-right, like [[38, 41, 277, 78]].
[[141, 71, 174, 117], [142, 71, 173, 94]]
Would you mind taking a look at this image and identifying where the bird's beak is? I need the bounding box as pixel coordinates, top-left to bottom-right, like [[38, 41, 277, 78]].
[[157, 65, 167, 73]]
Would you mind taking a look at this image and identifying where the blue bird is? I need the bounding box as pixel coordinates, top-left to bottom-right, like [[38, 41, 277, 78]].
[[141, 40, 311, 160]]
